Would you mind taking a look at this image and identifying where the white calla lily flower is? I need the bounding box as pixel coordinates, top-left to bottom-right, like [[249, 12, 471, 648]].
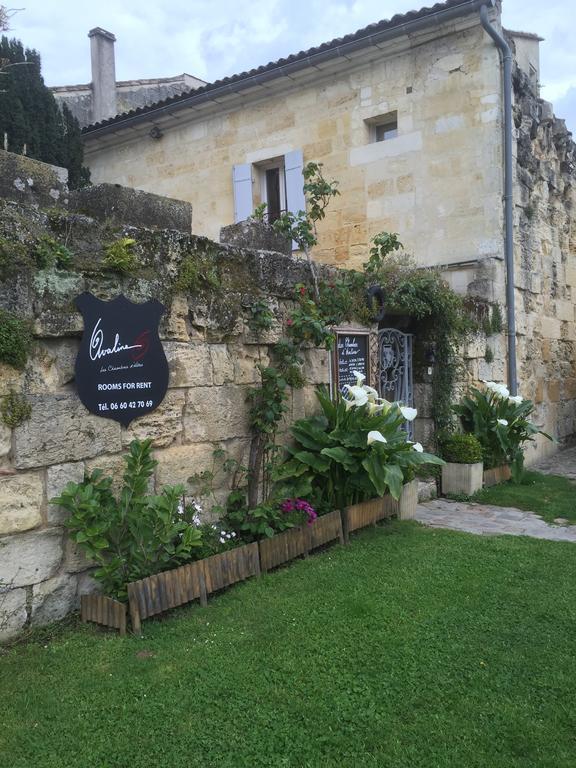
[[367, 430, 387, 445], [352, 370, 366, 386], [400, 406, 418, 421], [411, 442, 424, 452], [508, 395, 523, 404], [484, 380, 510, 399], [497, 418, 508, 426]]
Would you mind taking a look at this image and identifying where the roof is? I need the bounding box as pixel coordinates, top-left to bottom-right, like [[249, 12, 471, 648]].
[[505, 29, 544, 43], [82, 0, 490, 138]]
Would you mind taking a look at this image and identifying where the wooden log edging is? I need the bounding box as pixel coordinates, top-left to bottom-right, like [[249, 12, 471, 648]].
[[80, 595, 127, 636], [81, 499, 397, 635]]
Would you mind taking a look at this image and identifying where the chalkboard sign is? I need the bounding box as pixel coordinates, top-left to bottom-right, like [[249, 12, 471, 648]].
[[333, 329, 371, 395], [75, 293, 169, 427]]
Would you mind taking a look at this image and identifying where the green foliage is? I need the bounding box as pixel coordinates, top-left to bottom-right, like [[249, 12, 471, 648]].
[[247, 299, 274, 334], [453, 384, 552, 480], [0, 308, 32, 370], [490, 303, 504, 334], [274, 386, 443, 510], [0, 36, 90, 187], [271, 339, 305, 389], [33, 235, 73, 270], [50, 439, 202, 600], [174, 250, 220, 293], [248, 365, 289, 436], [485, 345, 494, 363], [287, 284, 335, 349], [0, 390, 31, 428], [102, 237, 138, 274], [223, 497, 309, 541], [0, 235, 28, 280], [365, 231, 403, 272], [438, 432, 483, 464], [250, 202, 268, 222]]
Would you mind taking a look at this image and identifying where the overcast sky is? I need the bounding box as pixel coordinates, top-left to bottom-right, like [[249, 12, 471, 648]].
[[6, 0, 576, 134]]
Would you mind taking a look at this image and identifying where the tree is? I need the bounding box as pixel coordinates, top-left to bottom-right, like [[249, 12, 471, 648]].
[[0, 34, 90, 188]]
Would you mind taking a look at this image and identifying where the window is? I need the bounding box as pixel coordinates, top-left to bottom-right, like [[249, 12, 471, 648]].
[[258, 158, 286, 224], [232, 150, 305, 250], [366, 111, 398, 143]]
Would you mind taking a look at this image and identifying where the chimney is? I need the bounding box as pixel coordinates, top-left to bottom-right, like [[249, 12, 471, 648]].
[[88, 27, 117, 124]]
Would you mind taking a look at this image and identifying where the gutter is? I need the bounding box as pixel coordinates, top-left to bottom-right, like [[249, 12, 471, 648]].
[[479, 1, 517, 395], [84, 0, 490, 140]]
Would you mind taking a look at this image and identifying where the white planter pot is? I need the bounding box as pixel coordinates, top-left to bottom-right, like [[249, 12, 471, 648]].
[[397, 479, 419, 520], [441, 462, 483, 496]]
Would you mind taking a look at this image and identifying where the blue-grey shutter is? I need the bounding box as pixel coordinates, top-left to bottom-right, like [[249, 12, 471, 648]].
[[284, 149, 306, 250], [232, 163, 253, 223]]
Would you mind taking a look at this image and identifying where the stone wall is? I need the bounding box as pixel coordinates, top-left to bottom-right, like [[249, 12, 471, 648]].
[[0, 163, 332, 642]]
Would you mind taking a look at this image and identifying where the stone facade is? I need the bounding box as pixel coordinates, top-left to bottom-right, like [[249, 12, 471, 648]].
[[0, 156, 331, 642]]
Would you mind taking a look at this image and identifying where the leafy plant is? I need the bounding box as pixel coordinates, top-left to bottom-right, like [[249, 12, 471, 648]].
[[50, 439, 202, 600], [103, 237, 138, 274], [287, 284, 335, 349], [438, 432, 483, 464], [223, 496, 317, 541], [453, 382, 553, 481], [175, 250, 220, 293], [33, 236, 73, 270], [247, 299, 274, 334], [250, 203, 268, 222], [0, 309, 33, 370], [271, 340, 305, 389], [273, 380, 443, 510], [0, 390, 31, 428]]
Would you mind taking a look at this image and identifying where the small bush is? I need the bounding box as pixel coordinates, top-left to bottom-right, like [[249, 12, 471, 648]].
[[0, 390, 32, 428], [439, 432, 483, 464], [247, 299, 274, 334], [33, 236, 73, 270], [0, 309, 33, 370], [103, 237, 138, 274]]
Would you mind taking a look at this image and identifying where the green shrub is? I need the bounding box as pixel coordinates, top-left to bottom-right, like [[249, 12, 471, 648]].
[[33, 236, 73, 270], [0, 391, 31, 428], [50, 439, 202, 600], [439, 432, 483, 464], [0, 309, 33, 370], [247, 299, 274, 334], [103, 237, 138, 274]]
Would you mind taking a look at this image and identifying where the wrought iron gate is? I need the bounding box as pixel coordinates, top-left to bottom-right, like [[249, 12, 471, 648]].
[[378, 328, 414, 438]]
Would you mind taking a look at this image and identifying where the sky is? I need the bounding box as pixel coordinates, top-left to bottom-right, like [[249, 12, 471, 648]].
[[5, 0, 576, 134]]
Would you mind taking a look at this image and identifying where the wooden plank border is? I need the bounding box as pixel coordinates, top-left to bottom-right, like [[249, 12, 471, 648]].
[[80, 594, 127, 636]]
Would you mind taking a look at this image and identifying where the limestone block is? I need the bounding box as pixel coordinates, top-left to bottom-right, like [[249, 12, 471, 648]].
[[233, 346, 269, 384], [164, 342, 213, 387], [0, 149, 68, 208], [555, 300, 575, 323], [122, 390, 185, 448], [0, 422, 11, 461], [77, 571, 99, 597], [441, 462, 483, 496], [0, 529, 63, 587], [540, 316, 562, 340], [31, 574, 78, 626], [184, 386, 250, 443], [303, 349, 331, 385], [25, 340, 79, 394], [210, 345, 235, 385], [163, 295, 191, 342], [413, 383, 433, 420], [13, 394, 122, 469], [465, 333, 486, 359], [0, 362, 23, 398], [0, 587, 28, 643], [155, 439, 250, 496], [565, 264, 576, 287], [0, 471, 44, 535], [46, 461, 85, 524], [64, 536, 94, 573]]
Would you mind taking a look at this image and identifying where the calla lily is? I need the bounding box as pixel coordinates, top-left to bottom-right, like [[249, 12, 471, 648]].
[[483, 381, 510, 399], [400, 406, 418, 421], [497, 418, 508, 426], [411, 442, 424, 452], [367, 430, 387, 445], [352, 370, 366, 386], [508, 395, 523, 404], [367, 401, 384, 415]]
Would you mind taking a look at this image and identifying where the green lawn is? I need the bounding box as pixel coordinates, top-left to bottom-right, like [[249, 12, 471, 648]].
[[472, 470, 576, 523], [2, 522, 576, 768]]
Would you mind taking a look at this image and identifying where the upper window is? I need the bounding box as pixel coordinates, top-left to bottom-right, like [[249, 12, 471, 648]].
[[366, 111, 398, 143], [258, 159, 286, 224]]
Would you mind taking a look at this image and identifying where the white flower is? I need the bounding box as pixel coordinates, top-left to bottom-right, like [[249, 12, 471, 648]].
[[508, 395, 523, 404], [367, 430, 388, 445], [343, 384, 369, 408], [412, 442, 424, 453], [497, 418, 508, 426], [400, 406, 418, 422], [219, 536, 226, 544], [483, 381, 510, 399], [352, 370, 366, 385]]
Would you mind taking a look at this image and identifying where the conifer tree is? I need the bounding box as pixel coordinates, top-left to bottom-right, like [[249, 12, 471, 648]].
[[0, 35, 90, 188]]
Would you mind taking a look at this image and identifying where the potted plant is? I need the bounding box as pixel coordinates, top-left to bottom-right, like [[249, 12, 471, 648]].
[[438, 432, 484, 495], [273, 373, 444, 538], [453, 382, 552, 484]]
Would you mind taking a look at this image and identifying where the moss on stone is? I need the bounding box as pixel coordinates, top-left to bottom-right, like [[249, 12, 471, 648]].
[[0, 309, 33, 370]]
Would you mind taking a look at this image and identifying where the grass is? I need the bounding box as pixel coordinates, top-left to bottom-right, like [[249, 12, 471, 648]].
[[472, 470, 576, 523], [2, 522, 576, 767]]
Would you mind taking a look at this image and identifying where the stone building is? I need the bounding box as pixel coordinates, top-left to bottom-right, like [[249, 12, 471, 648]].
[[78, 0, 576, 458], [51, 28, 206, 129]]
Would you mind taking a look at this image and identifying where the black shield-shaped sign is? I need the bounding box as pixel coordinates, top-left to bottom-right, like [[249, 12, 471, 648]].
[[75, 292, 169, 427]]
